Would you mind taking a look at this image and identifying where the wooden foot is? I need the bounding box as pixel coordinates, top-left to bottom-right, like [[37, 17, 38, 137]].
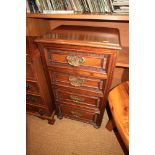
[[48, 119, 55, 125], [57, 114, 63, 119], [106, 119, 114, 131], [93, 123, 101, 129]]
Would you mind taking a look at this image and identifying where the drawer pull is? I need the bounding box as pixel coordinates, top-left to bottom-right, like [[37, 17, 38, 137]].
[[69, 76, 84, 87], [71, 111, 82, 117], [70, 95, 84, 104], [66, 55, 85, 67], [26, 83, 32, 90]]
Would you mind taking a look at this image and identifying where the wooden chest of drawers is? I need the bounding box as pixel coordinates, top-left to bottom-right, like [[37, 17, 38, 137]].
[[35, 25, 121, 128], [26, 37, 55, 124]]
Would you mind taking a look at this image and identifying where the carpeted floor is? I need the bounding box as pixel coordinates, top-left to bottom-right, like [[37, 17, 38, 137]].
[[26, 111, 124, 155]]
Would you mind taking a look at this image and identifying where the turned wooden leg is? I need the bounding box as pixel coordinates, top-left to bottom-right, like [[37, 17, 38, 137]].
[[57, 114, 63, 119], [92, 122, 101, 129], [106, 119, 114, 131], [57, 110, 63, 119], [93, 124, 100, 129], [48, 111, 56, 125], [106, 119, 118, 132]]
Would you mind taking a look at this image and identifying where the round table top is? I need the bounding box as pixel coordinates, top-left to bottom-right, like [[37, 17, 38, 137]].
[[108, 81, 129, 149]]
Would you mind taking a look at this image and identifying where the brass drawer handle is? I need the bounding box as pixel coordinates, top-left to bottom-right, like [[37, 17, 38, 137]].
[[70, 111, 82, 117], [66, 55, 85, 67], [69, 76, 84, 87], [70, 95, 84, 104]]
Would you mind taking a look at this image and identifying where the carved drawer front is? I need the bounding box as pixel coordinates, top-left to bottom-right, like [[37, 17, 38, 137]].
[[26, 63, 36, 80], [26, 81, 39, 94], [55, 89, 101, 108], [60, 104, 96, 123], [26, 94, 44, 106], [26, 104, 50, 116], [53, 84, 104, 97], [47, 49, 109, 74], [50, 72, 105, 92]]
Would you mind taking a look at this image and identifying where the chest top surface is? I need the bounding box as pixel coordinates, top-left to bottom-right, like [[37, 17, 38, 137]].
[[35, 25, 121, 50]]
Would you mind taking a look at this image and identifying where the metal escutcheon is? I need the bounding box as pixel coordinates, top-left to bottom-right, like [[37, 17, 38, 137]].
[[69, 76, 84, 87], [66, 55, 85, 67], [71, 111, 82, 117], [70, 95, 84, 104]]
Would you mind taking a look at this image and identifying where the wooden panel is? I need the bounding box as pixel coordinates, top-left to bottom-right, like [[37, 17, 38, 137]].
[[39, 43, 118, 80], [116, 47, 129, 67], [26, 13, 129, 21], [60, 104, 96, 123], [52, 53, 103, 67], [55, 89, 102, 108], [49, 20, 128, 47], [26, 18, 51, 36], [111, 67, 129, 89], [47, 49, 110, 71], [48, 65, 108, 79], [53, 85, 104, 97], [26, 37, 55, 124], [50, 71, 105, 93], [35, 25, 121, 49], [26, 15, 129, 46], [32, 49, 55, 112]]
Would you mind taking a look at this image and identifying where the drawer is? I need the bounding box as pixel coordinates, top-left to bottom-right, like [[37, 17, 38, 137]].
[[60, 104, 96, 123], [53, 85, 104, 97], [26, 81, 40, 94], [26, 63, 36, 80], [47, 49, 110, 73], [26, 104, 50, 116], [26, 94, 44, 106], [55, 89, 101, 108], [50, 71, 105, 93]]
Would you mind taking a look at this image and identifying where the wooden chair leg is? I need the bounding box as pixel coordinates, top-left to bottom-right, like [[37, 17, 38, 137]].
[[106, 119, 114, 131], [114, 131, 129, 155], [106, 103, 116, 131]]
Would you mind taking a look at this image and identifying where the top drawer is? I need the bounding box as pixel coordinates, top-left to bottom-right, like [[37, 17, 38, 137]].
[[46, 49, 110, 74]]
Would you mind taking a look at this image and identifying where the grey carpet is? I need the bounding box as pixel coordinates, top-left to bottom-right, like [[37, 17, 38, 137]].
[[26, 111, 124, 155]]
